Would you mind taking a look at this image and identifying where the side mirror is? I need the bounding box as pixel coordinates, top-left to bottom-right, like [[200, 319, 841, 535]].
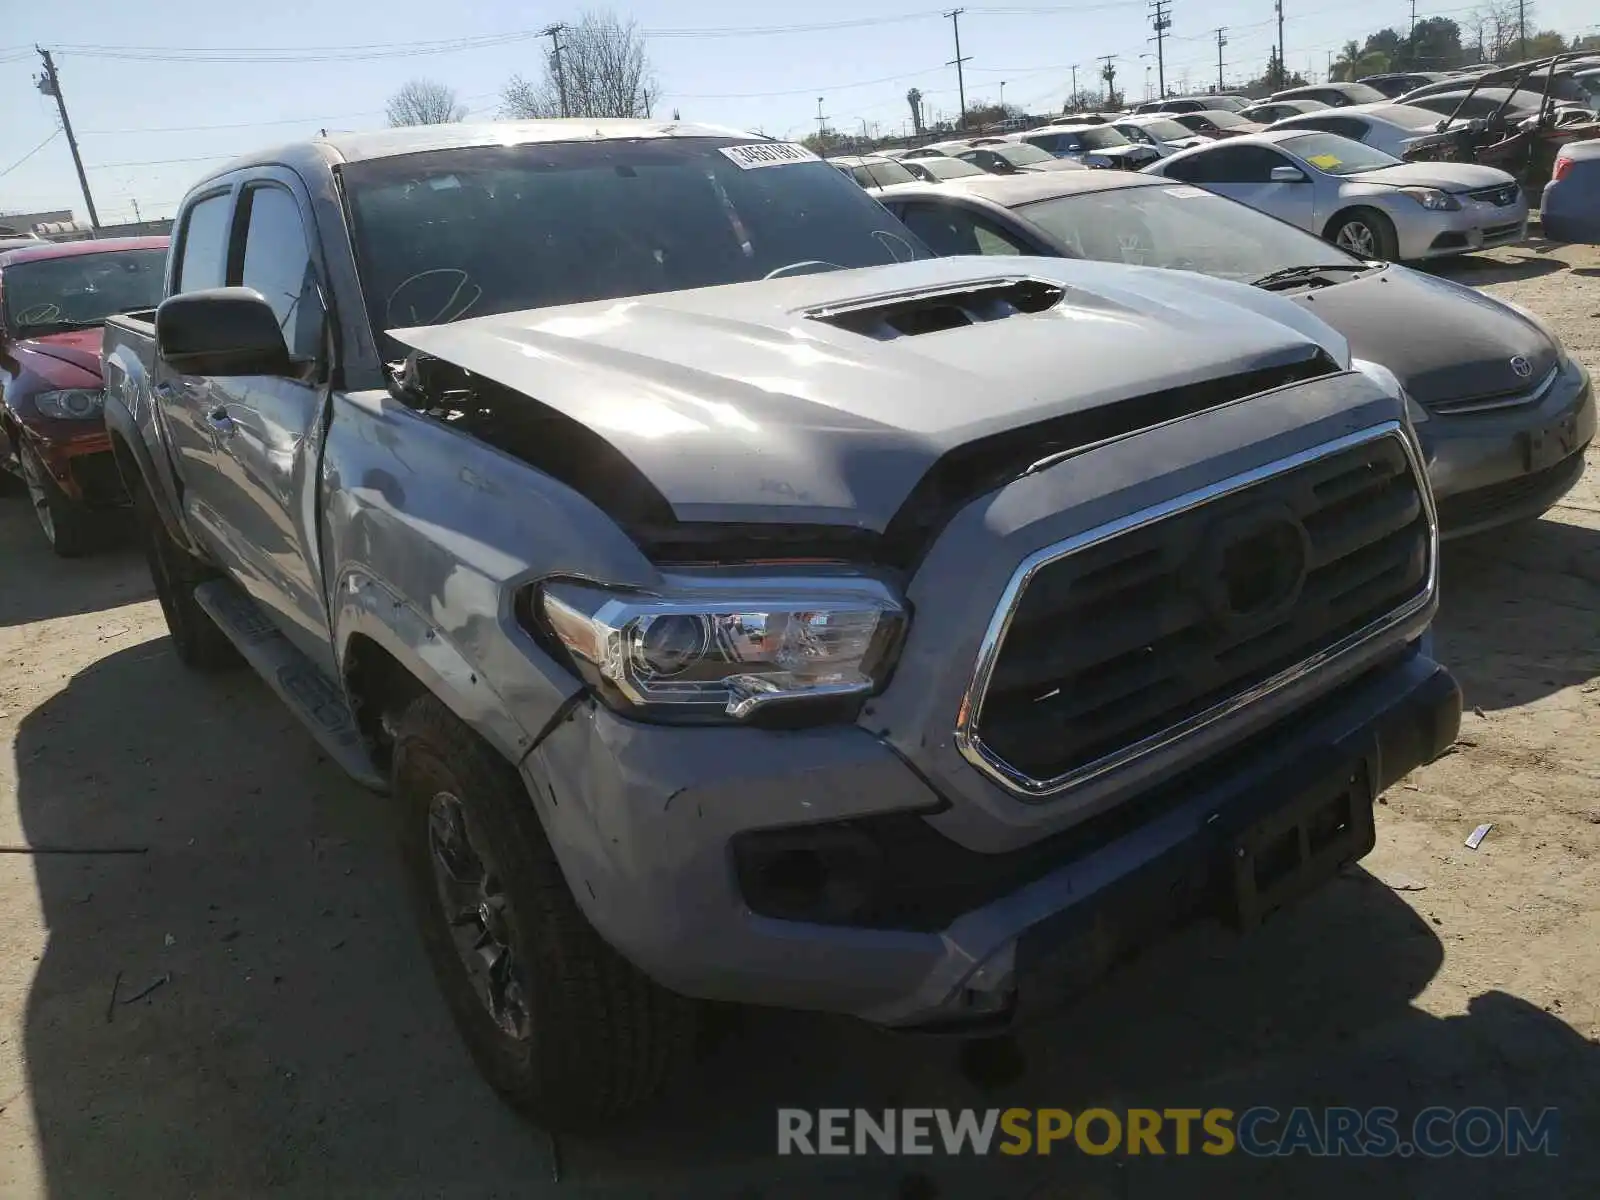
[[1270, 165, 1308, 183], [156, 287, 291, 377]]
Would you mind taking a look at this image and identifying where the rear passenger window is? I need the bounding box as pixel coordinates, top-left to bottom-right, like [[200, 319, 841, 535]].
[[237, 185, 324, 362], [174, 192, 232, 295]]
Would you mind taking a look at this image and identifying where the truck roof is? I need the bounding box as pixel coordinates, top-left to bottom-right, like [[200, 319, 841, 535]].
[[0, 234, 169, 267], [194, 119, 763, 188]]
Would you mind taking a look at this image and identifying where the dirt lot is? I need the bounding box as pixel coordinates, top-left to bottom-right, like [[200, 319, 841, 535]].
[[1, 240, 1598, 1199]]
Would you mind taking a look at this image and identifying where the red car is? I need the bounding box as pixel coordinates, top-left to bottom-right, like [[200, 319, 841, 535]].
[[0, 236, 168, 555]]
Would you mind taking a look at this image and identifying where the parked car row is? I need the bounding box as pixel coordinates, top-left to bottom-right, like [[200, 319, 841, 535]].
[[1, 117, 1591, 1139]]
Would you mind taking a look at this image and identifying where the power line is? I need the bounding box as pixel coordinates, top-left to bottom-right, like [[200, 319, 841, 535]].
[[0, 128, 61, 179]]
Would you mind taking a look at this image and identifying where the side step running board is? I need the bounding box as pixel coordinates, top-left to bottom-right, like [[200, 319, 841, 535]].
[[192, 580, 387, 792]]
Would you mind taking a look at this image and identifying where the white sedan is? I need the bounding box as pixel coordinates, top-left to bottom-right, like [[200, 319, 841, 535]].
[[1143, 129, 1528, 260], [1263, 103, 1464, 160]]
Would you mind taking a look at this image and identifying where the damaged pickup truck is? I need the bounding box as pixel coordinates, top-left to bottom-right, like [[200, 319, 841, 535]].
[[101, 121, 1462, 1130]]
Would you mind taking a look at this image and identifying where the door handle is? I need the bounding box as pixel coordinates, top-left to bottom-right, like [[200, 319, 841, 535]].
[[206, 407, 236, 437], [153, 382, 177, 401]]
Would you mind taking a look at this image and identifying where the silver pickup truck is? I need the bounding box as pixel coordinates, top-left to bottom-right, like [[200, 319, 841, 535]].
[[101, 121, 1461, 1130]]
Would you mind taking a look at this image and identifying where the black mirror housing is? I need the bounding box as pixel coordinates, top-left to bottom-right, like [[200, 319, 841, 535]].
[[156, 287, 291, 377]]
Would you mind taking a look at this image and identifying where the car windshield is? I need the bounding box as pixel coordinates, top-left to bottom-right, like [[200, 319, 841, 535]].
[[1136, 118, 1193, 141], [340, 139, 926, 351], [915, 156, 987, 180], [1280, 131, 1403, 174], [992, 142, 1055, 165], [1207, 96, 1249, 112], [1202, 110, 1250, 128], [1077, 126, 1132, 148], [1338, 84, 1390, 104], [1017, 183, 1364, 282], [859, 158, 917, 186], [0, 247, 167, 339]]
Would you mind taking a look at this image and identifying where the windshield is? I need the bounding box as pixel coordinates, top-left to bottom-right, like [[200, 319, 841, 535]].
[[1207, 96, 1249, 112], [859, 158, 917, 186], [1134, 118, 1193, 141], [913, 156, 987, 180], [1077, 126, 1132, 148], [1280, 131, 1402, 174], [1202, 110, 1250, 128], [1018, 183, 1363, 282], [1339, 84, 1390, 104], [0, 247, 167, 339], [993, 142, 1054, 165], [341, 139, 925, 351]]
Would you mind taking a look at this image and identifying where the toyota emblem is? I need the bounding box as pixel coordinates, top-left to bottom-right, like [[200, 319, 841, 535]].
[[1510, 356, 1534, 379]]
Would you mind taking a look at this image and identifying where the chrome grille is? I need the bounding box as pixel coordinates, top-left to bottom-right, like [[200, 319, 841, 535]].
[[957, 425, 1436, 797], [1469, 184, 1521, 207]]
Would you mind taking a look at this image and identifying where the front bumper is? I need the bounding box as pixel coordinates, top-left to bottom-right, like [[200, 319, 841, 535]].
[[11, 420, 127, 508], [1418, 355, 1594, 537], [1398, 201, 1529, 260], [526, 645, 1459, 1028]]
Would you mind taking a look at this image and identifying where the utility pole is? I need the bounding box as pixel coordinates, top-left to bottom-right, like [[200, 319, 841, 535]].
[[1098, 54, 1118, 107], [1070, 63, 1079, 111], [1149, 0, 1171, 99], [1215, 27, 1228, 92], [131, 198, 141, 222], [1000, 80, 1007, 109], [1517, 0, 1526, 59], [1274, 0, 1285, 89], [944, 9, 971, 128], [816, 97, 827, 142], [540, 24, 569, 117], [33, 49, 99, 231]]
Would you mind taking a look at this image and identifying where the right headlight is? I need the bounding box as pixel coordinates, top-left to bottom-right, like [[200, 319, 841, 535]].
[[534, 572, 907, 723], [33, 388, 104, 420]]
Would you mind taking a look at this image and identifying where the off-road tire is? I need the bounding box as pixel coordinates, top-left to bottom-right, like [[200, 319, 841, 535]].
[[133, 483, 241, 670], [393, 694, 697, 1131], [1326, 207, 1400, 262]]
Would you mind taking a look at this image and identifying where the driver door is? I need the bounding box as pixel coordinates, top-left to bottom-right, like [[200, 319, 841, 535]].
[[1178, 144, 1319, 233], [201, 176, 336, 673]]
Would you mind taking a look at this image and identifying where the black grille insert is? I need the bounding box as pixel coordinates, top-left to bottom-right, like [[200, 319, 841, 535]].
[[973, 433, 1430, 788]]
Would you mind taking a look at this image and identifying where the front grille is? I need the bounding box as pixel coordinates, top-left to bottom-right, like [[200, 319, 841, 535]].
[[1424, 364, 1557, 416], [966, 429, 1432, 793], [1469, 185, 1521, 207]]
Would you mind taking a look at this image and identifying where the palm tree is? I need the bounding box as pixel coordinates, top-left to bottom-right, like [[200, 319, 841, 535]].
[[906, 87, 924, 135], [1333, 40, 1362, 82]]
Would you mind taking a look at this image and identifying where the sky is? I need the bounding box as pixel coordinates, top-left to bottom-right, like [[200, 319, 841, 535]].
[[3, 0, 1596, 226]]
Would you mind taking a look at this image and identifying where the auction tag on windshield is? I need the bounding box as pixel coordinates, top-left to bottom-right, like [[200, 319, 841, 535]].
[[1306, 154, 1343, 170], [720, 142, 820, 169], [1163, 185, 1213, 198]]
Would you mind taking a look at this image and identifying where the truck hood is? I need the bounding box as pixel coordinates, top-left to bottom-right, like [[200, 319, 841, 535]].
[[1290, 264, 1556, 405], [391, 257, 1350, 531]]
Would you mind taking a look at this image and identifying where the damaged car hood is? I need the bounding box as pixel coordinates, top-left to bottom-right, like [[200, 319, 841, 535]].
[[390, 257, 1349, 531]]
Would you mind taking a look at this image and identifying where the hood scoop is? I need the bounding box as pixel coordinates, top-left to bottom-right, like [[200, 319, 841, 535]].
[[805, 277, 1065, 341]]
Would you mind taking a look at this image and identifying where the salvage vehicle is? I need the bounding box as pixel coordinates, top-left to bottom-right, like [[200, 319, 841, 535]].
[[1168, 110, 1268, 140], [1399, 54, 1600, 192], [958, 142, 1088, 175], [1112, 114, 1216, 157], [1133, 94, 1251, 115], [901, 155, 989, 183], [104, 120, 1461, 1130], [827, 154, 919, 191], [1018, 123, 1149, 168], [1, 236, 168, 554], [1146, 130, 1528, 260], [1240, 98, 1331, 125], [1539, 141, 1600, 243], [1263, 104, 1466, 162], [1269, 82, 1390, 108], [877, 171, 1594, 538]]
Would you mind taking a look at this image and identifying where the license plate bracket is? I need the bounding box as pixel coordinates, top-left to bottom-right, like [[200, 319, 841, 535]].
[[1522, 412, 1579, 473], [1225, 758, 1375, 930]]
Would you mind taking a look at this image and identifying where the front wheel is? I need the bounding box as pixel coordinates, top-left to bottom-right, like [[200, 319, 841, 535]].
[[19, 446, 94, 558], [394, 695, 697, 1131], [1326, 208, 1399, 261]]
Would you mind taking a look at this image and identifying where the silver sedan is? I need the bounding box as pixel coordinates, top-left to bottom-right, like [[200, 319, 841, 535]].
[[1143, 129, 1528, 260]]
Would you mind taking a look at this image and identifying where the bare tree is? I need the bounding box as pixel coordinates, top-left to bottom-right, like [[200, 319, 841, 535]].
[[501, 11, 657, 119], [385, 79, 467, 127]]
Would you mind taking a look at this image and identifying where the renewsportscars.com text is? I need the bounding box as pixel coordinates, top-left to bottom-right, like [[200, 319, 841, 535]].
[[777, 1106, 1559, 1158]]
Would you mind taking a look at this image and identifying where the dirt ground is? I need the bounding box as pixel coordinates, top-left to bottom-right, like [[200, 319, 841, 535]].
[[1, 239, 1598, 1199]]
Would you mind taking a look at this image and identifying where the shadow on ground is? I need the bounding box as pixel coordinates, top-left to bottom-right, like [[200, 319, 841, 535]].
[[0, 501, 147, 629], [16, 637, 1600, 1197], [1424, 251, 1567, 285], [1435, 516, 1600, 712]]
